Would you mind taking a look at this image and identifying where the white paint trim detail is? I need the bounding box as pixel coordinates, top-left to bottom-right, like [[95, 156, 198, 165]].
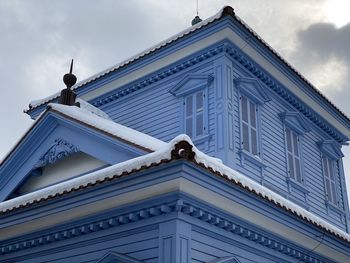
[[1, 178, 348, 262]]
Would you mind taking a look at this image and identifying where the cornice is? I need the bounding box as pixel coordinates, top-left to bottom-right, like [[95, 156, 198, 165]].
[[0, 198, 330, 263]]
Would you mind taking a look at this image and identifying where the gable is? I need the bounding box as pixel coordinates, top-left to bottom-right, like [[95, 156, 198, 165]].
[[0, 108, 154, 202]]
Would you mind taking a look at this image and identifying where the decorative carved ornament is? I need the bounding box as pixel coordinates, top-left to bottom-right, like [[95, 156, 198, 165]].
[[34, 139, 79, 169]]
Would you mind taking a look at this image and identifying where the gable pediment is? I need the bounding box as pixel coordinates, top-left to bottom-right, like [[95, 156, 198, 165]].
[[317, 140, 344, 160], [234, 77, 270, 104], [170, 73, 213, 97], [279, 111, 311, 135], [0, 108, 153, 202]]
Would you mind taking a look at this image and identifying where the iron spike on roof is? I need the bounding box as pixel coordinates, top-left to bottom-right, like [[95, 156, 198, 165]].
[[59, 59, 78, 106]]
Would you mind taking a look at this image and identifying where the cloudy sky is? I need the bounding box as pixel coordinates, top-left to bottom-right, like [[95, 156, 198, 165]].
[[1, 0, 350, 200]]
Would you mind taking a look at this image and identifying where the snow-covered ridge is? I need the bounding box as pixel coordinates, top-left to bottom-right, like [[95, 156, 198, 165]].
[[0, 134, 349, 243]]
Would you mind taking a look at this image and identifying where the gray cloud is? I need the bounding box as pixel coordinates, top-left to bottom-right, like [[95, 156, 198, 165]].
[[297, 22, 350, 63]]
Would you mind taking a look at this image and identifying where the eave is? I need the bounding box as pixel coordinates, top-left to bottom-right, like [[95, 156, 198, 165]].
[[1, 136, 349, 245]]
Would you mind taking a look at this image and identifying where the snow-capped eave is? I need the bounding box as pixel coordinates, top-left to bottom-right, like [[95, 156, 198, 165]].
[[1, 135, 349, 244], [25, 6, 350, 127]]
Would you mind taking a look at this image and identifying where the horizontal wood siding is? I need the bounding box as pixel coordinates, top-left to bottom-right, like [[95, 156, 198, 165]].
[[103, 63, 215, 155]]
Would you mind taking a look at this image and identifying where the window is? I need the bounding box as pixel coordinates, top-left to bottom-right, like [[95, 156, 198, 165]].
[[184, 91, 205, 139], [235, 78, 270, 164], [169, 73, 211, 141], [285, 128, 302, 183], [317, 140, 344, 209], [322, 157, 337, 204], [279, 111, 310, 187], [240, 95, 258, 156]]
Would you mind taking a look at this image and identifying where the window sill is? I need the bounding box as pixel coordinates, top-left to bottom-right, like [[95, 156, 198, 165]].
[[192, 134, 211, 144], [238, 149, 266, 168], [326, 200, 345, 214], [287, 177, 309, 194]]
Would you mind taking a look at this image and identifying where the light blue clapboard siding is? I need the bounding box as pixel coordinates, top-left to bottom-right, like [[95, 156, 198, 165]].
[[104, 65, 216, 148]]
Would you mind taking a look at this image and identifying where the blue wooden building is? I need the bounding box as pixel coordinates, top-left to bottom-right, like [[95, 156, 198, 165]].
[[0, 6, 349, 263]]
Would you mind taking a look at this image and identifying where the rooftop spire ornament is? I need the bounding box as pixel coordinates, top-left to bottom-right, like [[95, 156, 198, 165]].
[[59, 59, 78, 106], [191, 0, 202, 26]]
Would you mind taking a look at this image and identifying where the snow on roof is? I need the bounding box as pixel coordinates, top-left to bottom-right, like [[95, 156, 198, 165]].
[[0, 102, 165, 167], [0, 134, 349, 243], [49, 103, 166, 152], [76, 98, 111, 120]]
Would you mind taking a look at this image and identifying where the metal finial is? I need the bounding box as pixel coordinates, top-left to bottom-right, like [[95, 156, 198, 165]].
[[63, 59, 77, 89], [59, 59, 78, 106], [69, 59, 73, 74]]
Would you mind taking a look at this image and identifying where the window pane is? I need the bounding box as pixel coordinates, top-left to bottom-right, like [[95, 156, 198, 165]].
[[286, 129, 292, 153], [241, 96, 248, 122], [196, 113, 203, 136], [251, 128, 257, 155], [323, 158, 329, 178], [186, 118, 192, 137], [325, 178, 331, 201], [292, 133, 299, 157], [328, 159, 334, 180], [250, 101, 256, 128], [242, 123, 249, 151], [288, 153, 295, 179], [196, 92, 203, 111], [295, 158, 301, 183], [331, 181, 337, 204], [186, 96, 193, 116]]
